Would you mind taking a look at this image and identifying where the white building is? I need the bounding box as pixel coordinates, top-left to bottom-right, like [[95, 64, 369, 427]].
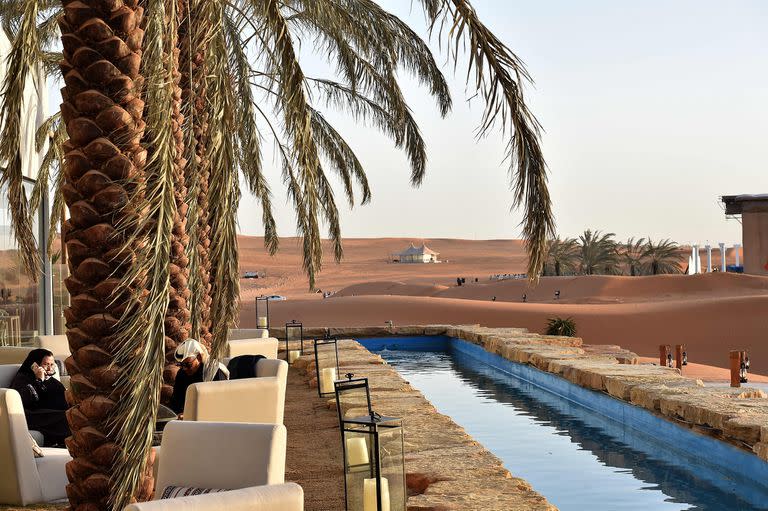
[[393, 243, 439, 263]]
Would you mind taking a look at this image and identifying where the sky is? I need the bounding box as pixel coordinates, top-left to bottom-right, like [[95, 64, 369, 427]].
[[235, 1, 768, 246]]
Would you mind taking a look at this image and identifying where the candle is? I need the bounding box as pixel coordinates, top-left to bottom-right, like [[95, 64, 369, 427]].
[[257, 316, 267, 328], [346, 437, 369, 466], [320, 367, 336, 394], [288, 350, 300, 364], [363, 477, 389, 511]]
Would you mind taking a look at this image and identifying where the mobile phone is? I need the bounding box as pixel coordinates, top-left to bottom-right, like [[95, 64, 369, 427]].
[[31, 362, 40, 371]]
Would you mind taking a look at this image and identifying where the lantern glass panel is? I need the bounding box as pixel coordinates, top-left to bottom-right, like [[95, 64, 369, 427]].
[[255, 296, 270, 329], [341, 417, 405, 511], [284, 321, 304, 363], [314, 338, 339, 396], [335, 377, 372, 422]]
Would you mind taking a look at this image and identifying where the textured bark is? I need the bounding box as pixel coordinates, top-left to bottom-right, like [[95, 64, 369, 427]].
[[59, 0, 193, 506], [178, 3, 213, 348], [59, 0, 154, 508]]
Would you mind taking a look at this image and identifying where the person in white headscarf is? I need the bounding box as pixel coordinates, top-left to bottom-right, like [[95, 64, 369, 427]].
[[169, 339, 229, 415]]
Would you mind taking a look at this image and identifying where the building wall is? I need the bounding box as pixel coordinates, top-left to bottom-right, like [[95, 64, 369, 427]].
[[743, 210, 768, 275]]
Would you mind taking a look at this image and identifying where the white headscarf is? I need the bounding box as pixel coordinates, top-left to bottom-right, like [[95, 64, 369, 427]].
[[174, 339, 229, 381]]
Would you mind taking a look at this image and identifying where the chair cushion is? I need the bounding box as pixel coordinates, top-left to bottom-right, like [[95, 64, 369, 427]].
[[160, 486, 226, 499], [35, 447, 70, 501]]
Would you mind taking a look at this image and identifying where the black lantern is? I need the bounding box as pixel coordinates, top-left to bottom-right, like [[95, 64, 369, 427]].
[[335, 374, 373, 423], [667, 353, 673, 368], [314, 336, 340, 397], [340, 414, 405, 511], [284, 320, 304, 364], [745, 354, 751, 371], [255, 295, 270, 330], [682, 351, 688, 366], [554, 290, 560, 300]]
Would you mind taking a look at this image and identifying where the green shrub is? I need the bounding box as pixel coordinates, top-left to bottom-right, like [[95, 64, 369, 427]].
[[546, 316, 577, 337]]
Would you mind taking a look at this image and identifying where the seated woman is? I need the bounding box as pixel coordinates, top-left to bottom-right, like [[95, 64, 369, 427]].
[[11, 348, 70, 447], [169, 339, 229, 416]]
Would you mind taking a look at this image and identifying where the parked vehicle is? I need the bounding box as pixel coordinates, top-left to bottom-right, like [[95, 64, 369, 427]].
[[243, 271, 259, 279]]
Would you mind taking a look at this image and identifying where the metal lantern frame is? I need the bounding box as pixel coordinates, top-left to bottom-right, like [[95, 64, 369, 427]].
[[335, 375, 373, 424], [255, 295, 270, 329], [314, 336, 340, 397], [283, 320, 305, 364], [340, 415, 405, 511]]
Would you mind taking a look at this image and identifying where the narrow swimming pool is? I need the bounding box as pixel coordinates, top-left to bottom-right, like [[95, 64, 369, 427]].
[[359, 336, 768, 511]]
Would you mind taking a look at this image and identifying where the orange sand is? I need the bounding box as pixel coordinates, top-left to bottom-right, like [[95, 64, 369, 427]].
[[237, 236, 767, 376]]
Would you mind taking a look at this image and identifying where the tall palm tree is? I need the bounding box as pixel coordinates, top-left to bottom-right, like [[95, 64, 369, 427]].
[[622, 237, 646, 276], [642, 238, 685, 275], [545, 236, 579, 276], [1, 1, 555, 509], [579, 229, 619, 275]]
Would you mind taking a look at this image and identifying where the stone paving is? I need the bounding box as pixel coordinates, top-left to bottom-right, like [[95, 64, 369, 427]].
[[291, 338, 556, 510]]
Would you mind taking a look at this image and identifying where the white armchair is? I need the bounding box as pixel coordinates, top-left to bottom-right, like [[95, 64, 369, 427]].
[[184, 359, 288, 424], [35, 335, 71, 360], [227, 337, 278, 359], [124, 484, 304, 511], [228, 328, 270, 340], [0, 386, 70, 505], [134, 421, 301, 511]]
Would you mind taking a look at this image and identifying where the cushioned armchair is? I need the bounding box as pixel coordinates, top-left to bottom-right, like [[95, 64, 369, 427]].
[[0, 374, 70, 505], [184, 359, 288, 424], [130, 421, 302, 511], [228, 328, 270, 340], [34, 335, 71, 360], [227, 337, 278, 359]]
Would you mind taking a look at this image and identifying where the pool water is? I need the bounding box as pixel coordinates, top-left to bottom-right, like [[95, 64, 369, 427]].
[[369, 343, 768, 511]]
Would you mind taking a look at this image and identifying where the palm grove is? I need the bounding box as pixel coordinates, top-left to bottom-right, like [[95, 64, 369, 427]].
[[0, 0, 554, 510], [543, 230, 686, 277]]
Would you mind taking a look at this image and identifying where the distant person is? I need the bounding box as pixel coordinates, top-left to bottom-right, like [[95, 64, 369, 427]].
[[170, 340, 229, 416], [10, 349, 70, 447]]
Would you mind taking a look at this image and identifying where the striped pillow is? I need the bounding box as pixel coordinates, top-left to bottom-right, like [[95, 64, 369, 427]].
[[159, 486, 227, 499]]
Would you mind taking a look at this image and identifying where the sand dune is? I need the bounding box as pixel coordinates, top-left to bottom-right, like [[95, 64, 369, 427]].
[[236, 236, 764, 375]]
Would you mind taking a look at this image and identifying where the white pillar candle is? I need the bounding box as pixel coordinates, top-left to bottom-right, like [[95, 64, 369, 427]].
[[363, 477, 389, 511], [257, 316, 267, 328], [288, 350, 300, 364], [346, 437, 369, 466], [320, 367, 336, 394], [734, 244, 741, 266], [705, 244, 712, 272]]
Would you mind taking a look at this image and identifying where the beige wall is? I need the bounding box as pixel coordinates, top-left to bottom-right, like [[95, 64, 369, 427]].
[[743, 210, 768, 275]]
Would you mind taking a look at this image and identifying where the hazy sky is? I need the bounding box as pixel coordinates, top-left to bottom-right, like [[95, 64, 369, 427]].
[[237, 1, 767, 245]]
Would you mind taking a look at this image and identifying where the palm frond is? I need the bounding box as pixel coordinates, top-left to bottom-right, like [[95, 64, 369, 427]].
[[206, 0, 242, 358], [0, 0, 42, 280], [421, 0, 554, 281], [108, 0, 179, 507]]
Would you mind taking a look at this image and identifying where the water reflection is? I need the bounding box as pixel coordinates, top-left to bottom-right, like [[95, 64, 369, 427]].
[[381, 349, 766, 511]]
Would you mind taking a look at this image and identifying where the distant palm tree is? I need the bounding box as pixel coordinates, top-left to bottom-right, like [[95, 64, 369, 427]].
[[642, 239, 685, 275], [579, 229, 619, 275], [545, 237, 580, 276], [622, 237, 646, 276]]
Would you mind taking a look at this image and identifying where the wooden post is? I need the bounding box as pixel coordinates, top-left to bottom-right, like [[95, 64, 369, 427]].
[[675, 345, 684, 371], [659, 345, 668, 367], [730, 350, 742, 387]]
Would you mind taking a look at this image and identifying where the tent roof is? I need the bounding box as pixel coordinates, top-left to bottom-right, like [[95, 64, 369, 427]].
[[398, 243, 438, 256]]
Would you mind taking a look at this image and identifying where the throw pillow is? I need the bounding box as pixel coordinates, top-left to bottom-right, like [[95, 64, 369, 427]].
[[159, 486, 227, 499]]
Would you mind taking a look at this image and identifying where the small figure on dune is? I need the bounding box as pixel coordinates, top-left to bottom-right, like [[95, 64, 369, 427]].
[[554, 290, 561, 300]]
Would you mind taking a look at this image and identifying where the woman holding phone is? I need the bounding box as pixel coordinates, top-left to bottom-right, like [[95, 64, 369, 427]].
[[11, 348, 70, 447]]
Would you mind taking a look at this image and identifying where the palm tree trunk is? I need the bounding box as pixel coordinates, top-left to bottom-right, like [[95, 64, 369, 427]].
[[59, 0, 194, 504], [178, 0, 214, 348], [58, 0, 154, 507]]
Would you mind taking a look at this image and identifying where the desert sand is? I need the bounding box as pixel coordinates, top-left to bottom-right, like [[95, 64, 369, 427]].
[[236, 236, 767, 376]]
